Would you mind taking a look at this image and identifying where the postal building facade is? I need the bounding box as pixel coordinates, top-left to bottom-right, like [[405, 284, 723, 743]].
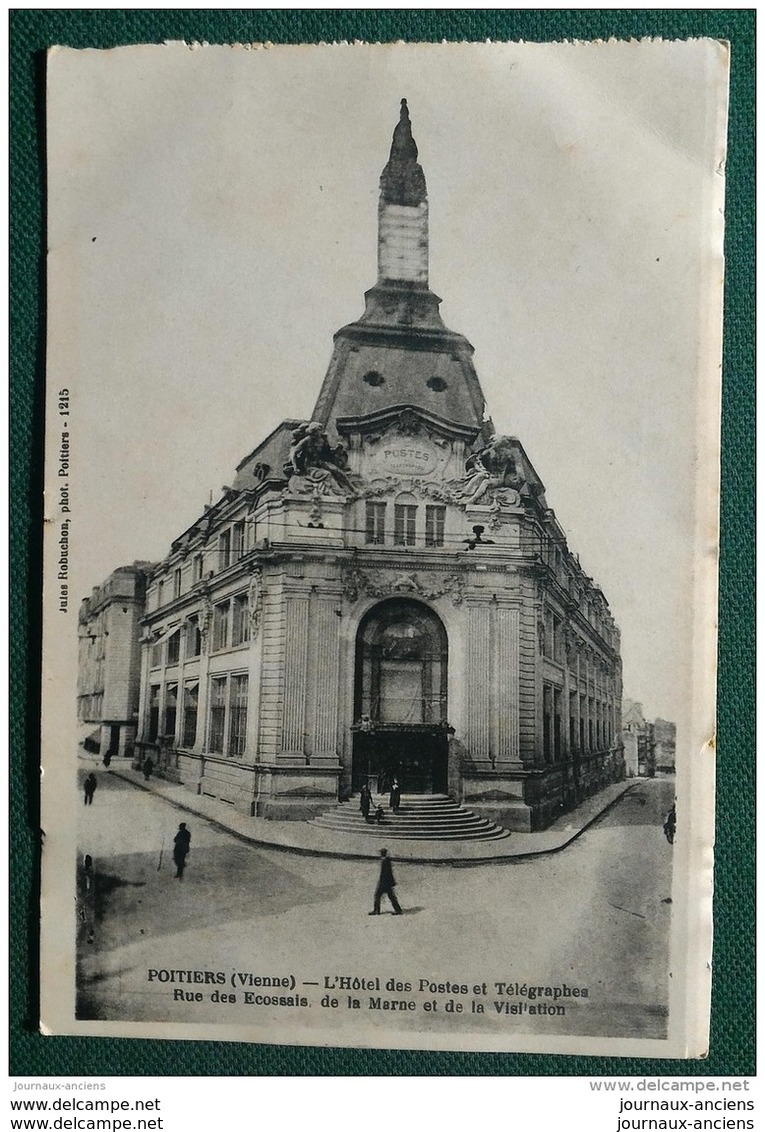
[[134, 101, 624, 832]]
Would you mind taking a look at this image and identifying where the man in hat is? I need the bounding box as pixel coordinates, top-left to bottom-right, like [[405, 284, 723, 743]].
[[369, 848, 402, 915], [83, 772, 97, 806], [173, 822, 191, 879]]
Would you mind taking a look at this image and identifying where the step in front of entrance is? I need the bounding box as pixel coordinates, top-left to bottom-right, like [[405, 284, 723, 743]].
[[311, 795, 511, 842]]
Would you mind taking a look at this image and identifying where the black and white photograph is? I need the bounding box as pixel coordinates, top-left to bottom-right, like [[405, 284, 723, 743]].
[[41, 40, 727, 1057]]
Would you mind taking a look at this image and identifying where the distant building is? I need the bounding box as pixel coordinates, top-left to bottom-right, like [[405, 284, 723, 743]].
[[77, 563, 153, 759], [133, 100, 623, 831], [622, 698, 659, 778], [653, 718, 676, 774]]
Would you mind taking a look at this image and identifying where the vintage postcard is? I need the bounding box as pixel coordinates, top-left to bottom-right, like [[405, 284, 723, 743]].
[[41, 40, 728, 1056]]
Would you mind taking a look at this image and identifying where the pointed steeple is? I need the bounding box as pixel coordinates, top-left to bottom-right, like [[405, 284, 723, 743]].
[[379, 98, 427, 206], [311, 100, 488, 436], [377, 98, 429, 286]]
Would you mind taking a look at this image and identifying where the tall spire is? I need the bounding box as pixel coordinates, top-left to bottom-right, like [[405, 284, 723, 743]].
[[379, 98, 427, 206], [311, 99, 488, 434], [377, 98, 429, 285]]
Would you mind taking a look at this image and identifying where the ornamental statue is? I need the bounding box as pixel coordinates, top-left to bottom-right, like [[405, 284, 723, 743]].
[[284, 421, 356, 494], [456, 434, 525, 507]]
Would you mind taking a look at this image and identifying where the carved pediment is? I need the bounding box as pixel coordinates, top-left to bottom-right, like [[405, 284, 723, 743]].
[[354, 475, 459, 505], [337, 403, 479, 445], [341, 564, 464, 606]]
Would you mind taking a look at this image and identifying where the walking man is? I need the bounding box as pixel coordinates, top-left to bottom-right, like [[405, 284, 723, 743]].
[[83, 772, 97, 806], [369, 848, 402, 915], [173, 822, 191, 879]]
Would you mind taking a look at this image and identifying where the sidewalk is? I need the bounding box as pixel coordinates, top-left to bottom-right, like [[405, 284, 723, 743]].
[[103, 760, 637, 865]]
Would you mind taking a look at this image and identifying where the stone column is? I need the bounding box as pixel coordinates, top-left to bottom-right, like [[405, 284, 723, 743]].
[[492, 604, 520, 766], [193, 640, 211, 754], [464, 599, 493, 768], [307, 592, 342, 766], [136, 639, 150, 744], [279, 585, 311, 761]]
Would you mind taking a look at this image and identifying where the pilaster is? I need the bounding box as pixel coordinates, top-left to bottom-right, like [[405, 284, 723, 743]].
[[308, 594, 341, 764], [464, 600, 493, 767], [280, 588, 311, 760], [492, 604, 520, 765]]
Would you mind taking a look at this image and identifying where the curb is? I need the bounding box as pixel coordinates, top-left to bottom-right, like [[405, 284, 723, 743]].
[[107, 767, 637, 867]]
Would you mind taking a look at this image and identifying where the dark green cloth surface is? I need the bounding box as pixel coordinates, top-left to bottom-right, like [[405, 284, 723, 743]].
[[10, 10, 754, 1077]]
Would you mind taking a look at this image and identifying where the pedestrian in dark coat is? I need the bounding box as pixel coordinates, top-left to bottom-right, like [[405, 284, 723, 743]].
[[369, 848, 402, 915], [142, 757, 154, 781], [359, 782, 373, 821], [173, 822, 191, 879], [389, 778, 401, 813], [83, 773, 97, 805]]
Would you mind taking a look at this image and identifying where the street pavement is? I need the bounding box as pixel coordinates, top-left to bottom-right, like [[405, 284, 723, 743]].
[[76, 767, 675, 1046], [103, 763, 637, 862]]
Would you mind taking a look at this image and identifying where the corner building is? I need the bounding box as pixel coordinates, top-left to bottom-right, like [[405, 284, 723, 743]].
[[136, 101, 624, 831], [78, 563, 152, 759]]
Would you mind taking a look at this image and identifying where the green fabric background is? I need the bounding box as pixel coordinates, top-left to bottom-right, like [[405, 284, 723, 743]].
[[10, 9, 754, 1078]]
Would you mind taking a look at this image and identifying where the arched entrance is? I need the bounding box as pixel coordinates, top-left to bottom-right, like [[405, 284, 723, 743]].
[[352, 598, 448, 794]]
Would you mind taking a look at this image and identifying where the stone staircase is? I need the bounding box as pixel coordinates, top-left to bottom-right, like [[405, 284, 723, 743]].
[[311, 794, 510, 842]]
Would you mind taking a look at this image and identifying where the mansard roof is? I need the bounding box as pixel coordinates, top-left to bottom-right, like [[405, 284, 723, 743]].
[[232, 418, 301, 492]]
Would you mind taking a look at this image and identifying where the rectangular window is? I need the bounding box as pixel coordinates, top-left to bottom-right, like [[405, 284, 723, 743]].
[[148, 685, 160, 742], [164, 683, 178, 740], [588, 698, 594, 751], [393, 504, 417, 546], [193, 553, 204, 584], [157, 579, 166, 607], [543, 685, 552, 763], [150, 638, 162, 668], [553, 689, 562, 759], [552, 614, 564, 665], [173, 568, 182, 600], [182, 681, 199, 748], [228, 674, 249, 757], [365, 502, 386, 545], [232, 521, 245, 561], [218, 530, 231, 572], [425, 505, 445, 548], [231, 593, 250, 647], [167, 629, 181, 665], [544, 609, 553, 657], [186, 614, 202, 658], [209, 677, 227, 753], [212, 601, 230, 651]]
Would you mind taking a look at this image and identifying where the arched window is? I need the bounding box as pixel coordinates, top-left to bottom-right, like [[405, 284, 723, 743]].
[[355, 598, 447, 725], [393, 492, 417, 547]]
